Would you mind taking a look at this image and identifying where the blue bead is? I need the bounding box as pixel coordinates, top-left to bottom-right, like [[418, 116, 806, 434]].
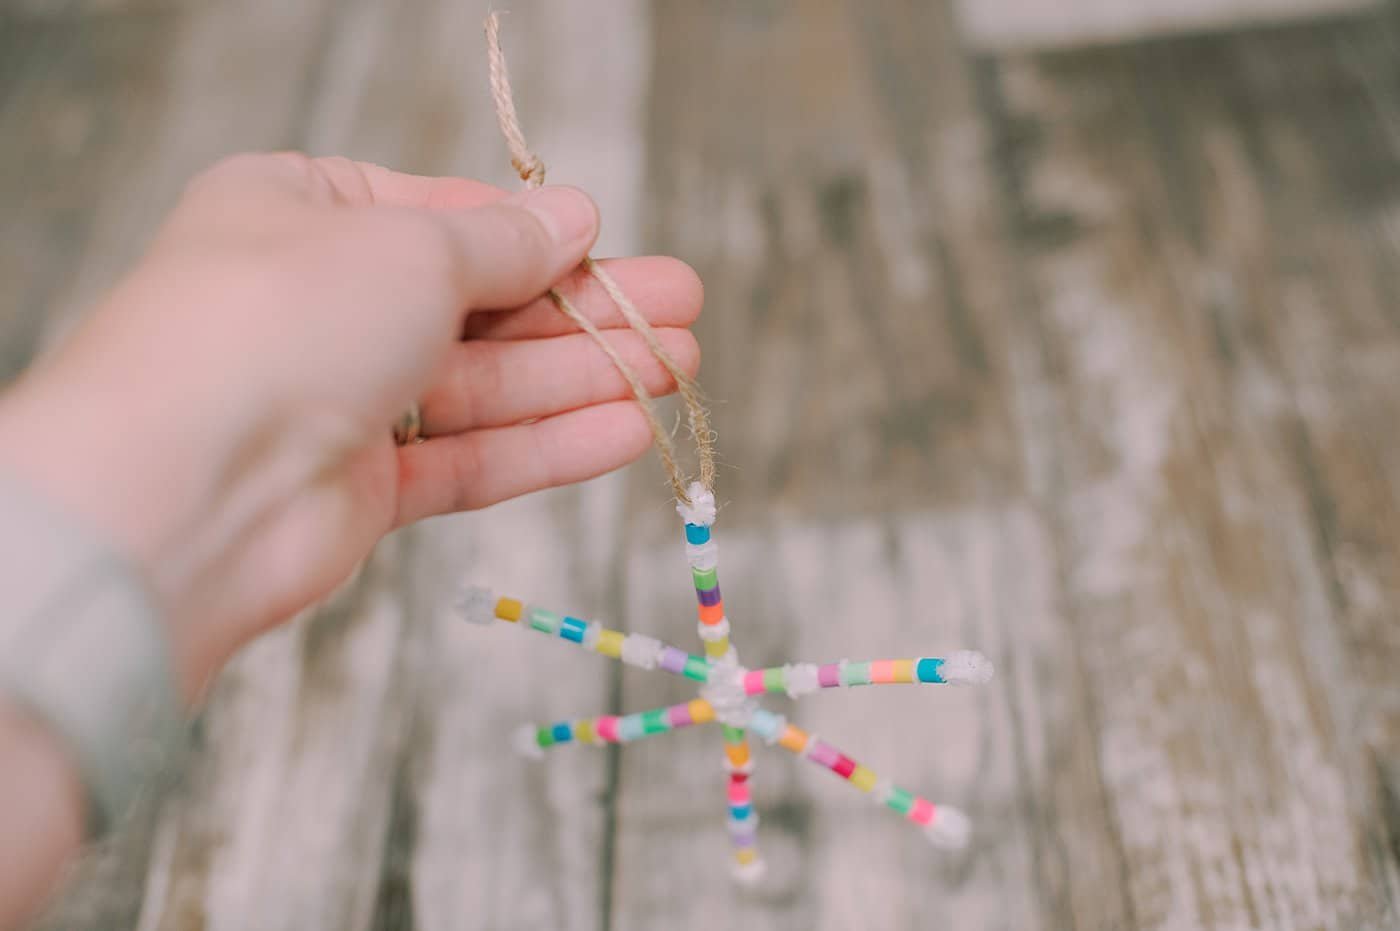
[[749, 709, 783, 740], [559, 616, 587, 643], [917, 658, 945, 683], [729, 804, 753, 820], [551, 723, 572, 743], [684, 523, 711, 545]]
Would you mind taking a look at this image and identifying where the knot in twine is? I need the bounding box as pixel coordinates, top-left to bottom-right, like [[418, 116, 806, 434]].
[[484, 12, 715, 505]]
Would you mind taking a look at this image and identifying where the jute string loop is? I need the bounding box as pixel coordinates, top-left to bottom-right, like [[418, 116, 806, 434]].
[[484, 12, 715, 504]]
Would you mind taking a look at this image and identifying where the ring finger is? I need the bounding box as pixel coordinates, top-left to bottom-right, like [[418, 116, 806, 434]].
[[419, 326, 700, 435]]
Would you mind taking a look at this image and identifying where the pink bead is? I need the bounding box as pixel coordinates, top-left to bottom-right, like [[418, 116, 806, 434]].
[[727, 780, 751, 804], [743, 670, 766, 695], [817, 663, 842, 688], [807, 740, 840, 769], [908, 797, 935, 826], [668, 704, 693, 727], [595, 716, 620, 742]]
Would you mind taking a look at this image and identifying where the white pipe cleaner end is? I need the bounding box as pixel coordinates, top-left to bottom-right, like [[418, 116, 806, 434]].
[[940, 650, 995, 686], [512, 724, 544, 760], [675, 481, 717, 526], [784, 663, 820, 698], [923, 806, 971, 849], [731, 858, 767, 885], [455, 585, 497, 625], [620, 634, 662, 670]]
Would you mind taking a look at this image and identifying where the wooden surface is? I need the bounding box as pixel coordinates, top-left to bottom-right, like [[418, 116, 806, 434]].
[[3, 1, 1399, 928]]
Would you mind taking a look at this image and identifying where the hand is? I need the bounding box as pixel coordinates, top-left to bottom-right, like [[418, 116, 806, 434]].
[[0, 152, 702, 704]]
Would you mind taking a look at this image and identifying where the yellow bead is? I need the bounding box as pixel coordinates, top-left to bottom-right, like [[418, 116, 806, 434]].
[[892, 659, 915, 683], [703, 638, 729, 658], [689, 699, 716, 724], [575, 720, 596, 744], [596, 629, 625, 658], [494, 597, 523, 621], [735, 848, 758, 865], [850, 766, 878, 792]]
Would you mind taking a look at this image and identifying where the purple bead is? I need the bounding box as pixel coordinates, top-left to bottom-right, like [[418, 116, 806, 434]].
[[658, 647, 689, 674], [668, 704, 694, 727], [696, 585, 723, 607], [817, 663, 841, 688]]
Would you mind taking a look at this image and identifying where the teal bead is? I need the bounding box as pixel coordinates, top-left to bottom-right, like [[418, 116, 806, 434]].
[[916, 657, 945, 683], [559, 616, 587, 643], [886, 787, 914, 814], [682, 656, 711, 682]]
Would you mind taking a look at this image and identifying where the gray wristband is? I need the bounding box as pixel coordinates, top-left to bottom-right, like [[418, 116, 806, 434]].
[[0, 475, 189, 836]]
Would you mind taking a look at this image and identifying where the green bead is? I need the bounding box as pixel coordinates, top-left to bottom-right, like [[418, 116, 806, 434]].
[[536, 726, 555, 748], [641, 708, 670, 735], [886, 787, 914, 814], [842, 662, 872, 686], [691, 566, 719, 590], [529, 608, 561, 635], [722, 724, 746, 744], [763, 667, 786, 694], [682, 656, 711, 682]]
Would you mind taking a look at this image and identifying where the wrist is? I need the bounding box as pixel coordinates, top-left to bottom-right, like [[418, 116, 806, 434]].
[[0, 356, 236, 706]]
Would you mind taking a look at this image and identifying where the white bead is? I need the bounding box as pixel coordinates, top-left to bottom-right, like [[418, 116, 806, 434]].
[[686, 540, 719, 570]]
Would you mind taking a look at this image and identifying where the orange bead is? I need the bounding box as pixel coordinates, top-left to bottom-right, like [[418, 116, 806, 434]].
[[778, 724, 808, 754], [725, 742, 751, 767], [494, 597, 523, 621], [698, 601, 725, 624]]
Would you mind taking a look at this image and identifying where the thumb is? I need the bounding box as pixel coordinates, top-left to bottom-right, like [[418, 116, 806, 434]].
[[439, 185, 599, 311]]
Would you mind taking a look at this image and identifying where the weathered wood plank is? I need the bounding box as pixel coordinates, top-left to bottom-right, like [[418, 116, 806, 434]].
[[976, 12, 1400, 928], [618, 2, 1117, 928], [0, 6, 179, 383]]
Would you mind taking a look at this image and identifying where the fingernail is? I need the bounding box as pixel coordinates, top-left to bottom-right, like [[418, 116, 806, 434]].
[[515, 186, 597, 247]]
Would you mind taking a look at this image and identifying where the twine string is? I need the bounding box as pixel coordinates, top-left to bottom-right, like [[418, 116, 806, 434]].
[[484, 11, 715, 503]]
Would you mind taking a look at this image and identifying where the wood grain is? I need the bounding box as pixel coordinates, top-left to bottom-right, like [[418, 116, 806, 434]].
[[3, 1, 1398, 929]]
